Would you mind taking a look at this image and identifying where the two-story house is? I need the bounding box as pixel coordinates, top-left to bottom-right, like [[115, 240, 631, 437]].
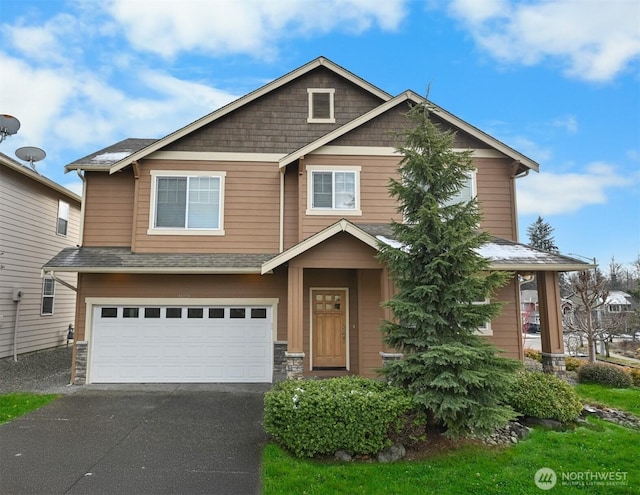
[[1, 152, 81, 360], [44, 57, 590, 384]]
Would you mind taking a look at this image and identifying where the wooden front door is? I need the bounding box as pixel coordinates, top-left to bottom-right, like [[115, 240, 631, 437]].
[[312, 289, 347, 368]]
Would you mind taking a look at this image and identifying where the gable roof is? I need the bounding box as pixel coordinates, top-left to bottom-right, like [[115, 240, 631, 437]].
[[1, 152, 81, 203], [106, 57, 391, 175], [280, 90, 539, 173], [65, 138, 157, 171], [262, 219, 592, 274]]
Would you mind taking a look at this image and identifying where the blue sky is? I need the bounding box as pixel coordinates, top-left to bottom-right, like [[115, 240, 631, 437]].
[[1, 0, 639, 270]]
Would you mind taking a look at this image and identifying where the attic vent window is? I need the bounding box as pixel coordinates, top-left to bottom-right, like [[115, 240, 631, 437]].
[[307, 88, 335, 123]]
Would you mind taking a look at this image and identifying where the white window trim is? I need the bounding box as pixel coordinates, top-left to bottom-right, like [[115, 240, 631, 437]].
[[306, 165, 362, 216], [473, 298, 493, 336], [442, 170, 477, 207], [148, 170, 226, 236], [41, 278, 55, 316], [57, 200, 70, 237], [307, 88, 335, 123]]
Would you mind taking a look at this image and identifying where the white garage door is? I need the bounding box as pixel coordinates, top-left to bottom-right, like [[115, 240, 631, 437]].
[[90, 304, 273, 383]]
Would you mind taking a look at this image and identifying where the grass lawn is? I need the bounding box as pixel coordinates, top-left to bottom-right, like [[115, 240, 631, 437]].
[[263, 419, 639, 494], [0, 393, 59, 424], [263, 386, 640, 494], [575, 384, 640, 416]]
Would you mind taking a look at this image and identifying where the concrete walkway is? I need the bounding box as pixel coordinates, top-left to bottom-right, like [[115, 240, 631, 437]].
[[0, 384, 269, 495]]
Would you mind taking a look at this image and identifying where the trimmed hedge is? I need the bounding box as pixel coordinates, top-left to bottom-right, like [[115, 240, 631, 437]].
[[507, 371, 583, 422], [264, 377, 415, 458], [577, 362, 632, 388]]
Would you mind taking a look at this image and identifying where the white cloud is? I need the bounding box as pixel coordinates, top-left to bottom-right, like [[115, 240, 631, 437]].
[[448, 0, 640, 82], [106, 0, 407, 58], [517, 162, 632, 215], [553, 115, 578, 134]]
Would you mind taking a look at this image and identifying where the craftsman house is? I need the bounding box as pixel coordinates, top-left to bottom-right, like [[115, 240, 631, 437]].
[[1, 152, 80, 359], [44, 57, 590, 384]]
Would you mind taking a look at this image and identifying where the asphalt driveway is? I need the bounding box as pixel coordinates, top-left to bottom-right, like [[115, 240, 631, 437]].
[[0, 383, 270, 495]]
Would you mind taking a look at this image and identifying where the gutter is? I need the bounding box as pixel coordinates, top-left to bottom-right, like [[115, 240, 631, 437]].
[[42, 269, 78, 292], [76, 170, 86, 245], [279, 168, 285, 252]]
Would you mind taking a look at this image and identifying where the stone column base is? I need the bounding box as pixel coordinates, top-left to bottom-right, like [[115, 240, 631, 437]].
[[73, 341, 88, 385], [285, 351, 305, 380], [541, 352, 566, 376]]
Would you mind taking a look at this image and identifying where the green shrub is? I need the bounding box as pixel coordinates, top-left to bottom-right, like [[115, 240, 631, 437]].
[[524, 348, 542, 362], [577, 362, 632, 388], [625, 367, 640, 387], [565, 356, 585, 372], [264, 377, 415, 458], [507, 371, 583, 422]]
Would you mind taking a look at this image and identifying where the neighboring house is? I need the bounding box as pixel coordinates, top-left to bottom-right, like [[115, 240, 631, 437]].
[[605, 290, 635, 314], [44, 57, 590, 384], [520, 289, 540, 332], [0, 152, 81, 359]]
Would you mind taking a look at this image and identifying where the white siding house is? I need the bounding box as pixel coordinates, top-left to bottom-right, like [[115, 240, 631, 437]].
[[0, 152, 81, 358]]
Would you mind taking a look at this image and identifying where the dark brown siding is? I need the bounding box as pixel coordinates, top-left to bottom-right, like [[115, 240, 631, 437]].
[[331, 105, 490, 149], [165, 67, 385, 154]]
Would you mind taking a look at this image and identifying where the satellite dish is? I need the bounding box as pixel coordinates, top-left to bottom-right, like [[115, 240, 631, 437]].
[[16, 146, 46, 171], [0, 114, 20, 142]]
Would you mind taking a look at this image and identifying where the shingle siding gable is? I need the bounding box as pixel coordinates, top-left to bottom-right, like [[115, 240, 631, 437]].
[[330, 104, 490, 149], [165, 66, 385, 154]]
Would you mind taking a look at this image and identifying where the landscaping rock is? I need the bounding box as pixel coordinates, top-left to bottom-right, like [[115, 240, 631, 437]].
[[482, 421, 531, 446], [377, 443, 406, 463], [334, 450, 352, 462], [520, 417, 566, 430], [582, 404, 640, 430]]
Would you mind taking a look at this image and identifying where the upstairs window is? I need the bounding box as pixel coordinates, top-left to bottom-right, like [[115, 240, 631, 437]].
[[149, 171, 226, 235], [442, 171, 476, 207], [307, 88, 335, 123], [307, 166, 361, 216], [41, 278, 55, 315], [57, 200, 69, 236]]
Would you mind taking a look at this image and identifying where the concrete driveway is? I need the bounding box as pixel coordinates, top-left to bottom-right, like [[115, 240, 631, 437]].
[[0, 384, 269, 495]]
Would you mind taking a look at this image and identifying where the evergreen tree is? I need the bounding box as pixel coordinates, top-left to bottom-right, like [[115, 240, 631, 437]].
[[378, 101, 521, 439], [527, 216, 559, 253]]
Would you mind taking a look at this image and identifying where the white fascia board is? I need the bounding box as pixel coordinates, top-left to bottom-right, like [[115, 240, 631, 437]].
[[279, 92, 414, 168], [261, 219, 379, 274]]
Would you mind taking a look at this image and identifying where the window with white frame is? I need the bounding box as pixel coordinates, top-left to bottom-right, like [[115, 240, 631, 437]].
[[473, 298, 492, 336], [307, 88, 335, 123], [442, 171, 476, 207], [149, 171, 225, 234], [307, 166, 361, 215], [57, 200, 69, 236], [41, 278, 55, 315]]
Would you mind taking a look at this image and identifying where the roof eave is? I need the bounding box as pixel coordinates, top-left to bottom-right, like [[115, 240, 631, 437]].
[[43, 266, 266, 275]]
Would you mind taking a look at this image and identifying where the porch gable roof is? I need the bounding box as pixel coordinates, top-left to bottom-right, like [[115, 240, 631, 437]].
[[262, 220, 594, 274]]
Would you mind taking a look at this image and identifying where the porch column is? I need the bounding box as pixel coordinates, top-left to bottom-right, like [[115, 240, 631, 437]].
[[537, 271, 566, 375], [286, 265, 305, 379]]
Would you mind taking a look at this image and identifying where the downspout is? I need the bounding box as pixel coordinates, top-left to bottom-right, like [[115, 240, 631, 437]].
[[279, 167, 285, 253], [13, 297, 22, 362], [76, 170, 86, 245], [510, 160, 528, 242], [44, 269, 78, 292]]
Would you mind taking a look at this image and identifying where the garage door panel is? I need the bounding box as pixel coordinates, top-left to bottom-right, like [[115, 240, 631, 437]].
[[91, 304, 273, 383]]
